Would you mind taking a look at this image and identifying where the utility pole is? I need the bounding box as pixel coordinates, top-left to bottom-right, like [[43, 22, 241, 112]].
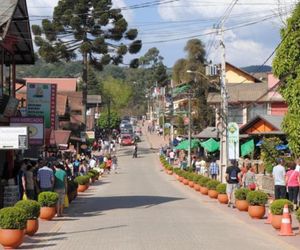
[[188, 90, 192, 168], [219, 23, 228, 182], [82, 51, 88, 132]]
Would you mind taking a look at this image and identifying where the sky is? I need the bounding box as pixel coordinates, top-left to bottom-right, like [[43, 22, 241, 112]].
[[27, 0, 298, 68]]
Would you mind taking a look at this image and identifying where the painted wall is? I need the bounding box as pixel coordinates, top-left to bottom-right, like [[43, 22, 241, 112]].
[[226, 64, 255, 83]]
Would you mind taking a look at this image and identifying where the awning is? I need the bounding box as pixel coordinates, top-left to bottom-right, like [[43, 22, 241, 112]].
[[241, 139, 255, 157], [172, 84, 191, 97], [50, 130, 71, 146], [200, 138, 220, 152], [175, 139, 201, 150]]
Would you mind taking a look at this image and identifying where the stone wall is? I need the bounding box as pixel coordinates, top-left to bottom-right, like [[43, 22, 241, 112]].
[[256, 174, 274, 195]]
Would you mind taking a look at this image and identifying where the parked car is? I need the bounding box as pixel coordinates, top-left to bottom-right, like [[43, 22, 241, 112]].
[[121, 134, 134, 146]]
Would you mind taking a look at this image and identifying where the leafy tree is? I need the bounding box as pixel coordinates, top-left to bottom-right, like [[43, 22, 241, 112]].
[[172, 39, 214, 131], [272, 3, 300, 156], [98, 111, 120, 129], [31, 0, 142, 127], [260, 137, 282, 173]]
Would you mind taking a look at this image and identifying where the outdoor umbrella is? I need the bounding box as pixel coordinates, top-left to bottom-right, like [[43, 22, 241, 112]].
[[200, 138, 220, 152], [175, 139, 201, 150]]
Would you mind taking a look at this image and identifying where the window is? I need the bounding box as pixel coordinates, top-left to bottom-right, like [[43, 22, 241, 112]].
[[228, 105, 243, 124], [247, 103, 267, 121]]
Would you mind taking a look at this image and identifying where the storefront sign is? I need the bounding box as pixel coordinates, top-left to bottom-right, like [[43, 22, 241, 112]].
[[26, 83, 57, 129], [227, 122, 239, 160], [10, 117, 44, 145], [0, 127, 28, 150]]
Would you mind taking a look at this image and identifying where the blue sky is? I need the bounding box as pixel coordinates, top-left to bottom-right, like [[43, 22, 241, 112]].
[[27, 0, 298, 68]]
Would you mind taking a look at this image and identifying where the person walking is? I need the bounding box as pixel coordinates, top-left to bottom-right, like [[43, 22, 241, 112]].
[[226, 160, 241, 208], [286, 162, 300, 209], [209, 159, 219, 180], [195, 158, 201, 174], [243, 165, 256, 190], [272, 158, 286, 199], [53, 162, 67, 217], [133, 143, 138, 158], [25, 163, 35, 200], [112, 155, 118, 174], [37, 162, 54, 192]]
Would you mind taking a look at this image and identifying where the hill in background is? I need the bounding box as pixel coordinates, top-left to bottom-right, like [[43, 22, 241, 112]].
[[241, 65, 272, 73]]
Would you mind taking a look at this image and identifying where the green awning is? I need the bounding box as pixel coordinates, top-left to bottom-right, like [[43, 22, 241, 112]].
[[172, 84, 191, 97], [241, 139, 255, 157], [175, 139, 201, 150], [200, 138, 220, 152]]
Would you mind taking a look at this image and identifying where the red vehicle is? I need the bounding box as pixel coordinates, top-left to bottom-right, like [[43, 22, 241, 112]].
[[121, 134, 134, 146]]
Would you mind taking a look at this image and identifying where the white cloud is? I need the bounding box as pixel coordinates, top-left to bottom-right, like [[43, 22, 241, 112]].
[[27, 0, 59, 17]]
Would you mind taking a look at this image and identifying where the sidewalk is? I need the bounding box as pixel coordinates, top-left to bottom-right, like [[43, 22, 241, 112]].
[[142, 120, 169, 150]]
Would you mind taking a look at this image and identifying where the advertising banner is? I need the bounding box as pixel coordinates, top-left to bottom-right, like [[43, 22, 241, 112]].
[[10, 117, 44, 145], [26, 83, 57, 129], [227, 122, 240, 160], [0, 127, 28, 150]]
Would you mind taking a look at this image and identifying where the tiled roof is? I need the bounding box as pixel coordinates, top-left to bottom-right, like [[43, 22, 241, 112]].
[[208, 82, 268, 103]]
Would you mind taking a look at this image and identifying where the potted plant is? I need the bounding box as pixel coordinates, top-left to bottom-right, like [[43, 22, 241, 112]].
[[216, 183, 228, 204], [38, 191, 59, 220], [296, 208, 300, 226], [187, 173, 195, 188], [182, 172, 189, 185], [234, 188, 250, 211], [207, 180, 220, 199], [0, 207, 27, 248], [270, 199, 293, 229], [67, 179, 78, 203], [74, 176, 90, 192], [246, 190, 268, 219], [15, 200, 41, 236], [193, 175, 202, 191], [199, 177, 210, 195]]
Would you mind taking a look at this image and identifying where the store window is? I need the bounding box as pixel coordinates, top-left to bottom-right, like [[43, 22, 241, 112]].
[[228, 105, 243, 124], [247, 103, 267, 121]]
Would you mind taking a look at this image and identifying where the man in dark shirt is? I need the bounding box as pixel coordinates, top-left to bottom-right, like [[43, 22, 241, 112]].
[[226, 160, 241, 208]]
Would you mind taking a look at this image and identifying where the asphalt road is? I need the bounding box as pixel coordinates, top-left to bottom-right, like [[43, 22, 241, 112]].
[[30, 137, 297, 250]]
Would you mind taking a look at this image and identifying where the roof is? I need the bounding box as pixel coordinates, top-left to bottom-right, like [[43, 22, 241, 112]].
[[240, 115, 284, 134], [208, 82, 268, 104], [195, 126, 218, 138], [87, 95, 102, 104], [0, 0, 34, 64], [226, 62, 262, 83], [16, 78, 78, 92]]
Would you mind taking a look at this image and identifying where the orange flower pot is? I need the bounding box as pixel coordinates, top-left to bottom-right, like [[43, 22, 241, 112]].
[[248, 205, 265, 219], [167, 170, 173, 175], [40, 207, 56, 221], [182, 179, 189, 185], [200, 187, 209, 195], [194, 184, 201, 191], [235, 200, 249, 212], [179, 176, 184, 182], [208, 190, 218, 199], [26, 219, 39, 236], [77, 184, 87, 192], [188, 181, 194, 188], [217, 194, 228, 204], [0, 229, 24, 249], [271, 214, 283, 230]]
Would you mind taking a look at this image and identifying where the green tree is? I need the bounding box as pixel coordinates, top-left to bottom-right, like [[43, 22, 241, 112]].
[[98, 111, 120, 129], [272, 3, 300, 156], [260, 137, 282, 173], [32, 0, 142, 127], [87, 67, 100, 94], [172, 39, 214, 131]]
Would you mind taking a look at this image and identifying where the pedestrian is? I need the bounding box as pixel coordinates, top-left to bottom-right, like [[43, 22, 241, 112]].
[[17, 160, 28, 200], [79, 160, 88, 176], [106, 156, 112, 173], [226, 160, 241, 208], [191, 156, 197, 172], [272, 158, 286, 199], [243, 165, 256, 190], [169, 150, 175, 165], [133, 143, 138, 158], [37, 161, 54, 192], [25, 163, 35, 200], [53, 162, 67, 217], [286, 162, 300, 209], [112, 155, 118, 173], [209, 159, 219, 180], [73, 158, 80, 177], [180, 157, 188, 170], [195, 158, 201, 174], [199, 158, 207, 176]]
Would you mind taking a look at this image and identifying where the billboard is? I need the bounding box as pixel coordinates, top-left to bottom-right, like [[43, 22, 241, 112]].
[[10, 117, 44, 145], [227, 122, 240, 160], [26, 83, 57, 129], [0, 127, 28, 150]]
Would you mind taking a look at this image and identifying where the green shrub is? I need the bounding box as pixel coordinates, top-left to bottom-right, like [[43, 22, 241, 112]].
[[68, 179, 78, 194], [0, 207, 27, 229], [270, 199, 293, 215], [216, 183, 226, 194], [206, 180, 221, 190], [38, 191, 59, 207], [246, 190, 268, 206], [15, 200, 41, 220], [296, 208, 300, 223], [234, 188, 250, 200], [74, 175, 90, 185], [186, 172, 194, 181], [198, 177, 210, 187], [193, 175, 202, 182]]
